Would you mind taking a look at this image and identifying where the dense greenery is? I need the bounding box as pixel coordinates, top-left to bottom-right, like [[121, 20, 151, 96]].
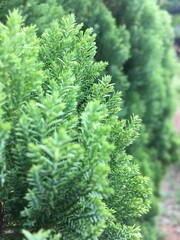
[[162, 0, 180, 40], [104, 0, 179, 238], [0, 11, 151, 239], [0, 0, 178, 239]]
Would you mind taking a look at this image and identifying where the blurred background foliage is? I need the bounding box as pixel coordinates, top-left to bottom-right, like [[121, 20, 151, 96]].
[[0, 0, 179, 239], [162, 0, 180, 53]]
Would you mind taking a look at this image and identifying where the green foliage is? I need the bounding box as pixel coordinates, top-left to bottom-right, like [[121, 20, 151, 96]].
[[0, 11, 151, 240], [104, 0, 179, 238], [56, 0, 131, 92], [24, 0, 64, 35], [0, 10, 42, 119], [23, 229, 61, 240], [0, 0, 130, 92], [100, 223, 142, 240], [104, 0, 178, 181], [0, 85, 11, 186], [0, 1, 178, 239], [0, 0, 25, 23]]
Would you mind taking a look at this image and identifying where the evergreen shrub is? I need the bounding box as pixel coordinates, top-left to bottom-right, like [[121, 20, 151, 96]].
[[0, 11, 151, 240]]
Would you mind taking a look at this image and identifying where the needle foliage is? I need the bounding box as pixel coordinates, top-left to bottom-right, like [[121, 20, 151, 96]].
[[0, 12, 151, 239]]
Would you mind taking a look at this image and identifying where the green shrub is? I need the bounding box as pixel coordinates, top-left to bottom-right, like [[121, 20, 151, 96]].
[[0, 11, 151, 239], [1, 1, 178, 239], [104, 0, 179, 238]]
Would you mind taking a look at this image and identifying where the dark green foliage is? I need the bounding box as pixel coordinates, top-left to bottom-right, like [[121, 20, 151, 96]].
[[24, 0, 64, 35], [0, 0, 64, 35], [0, 0, 25, 23]]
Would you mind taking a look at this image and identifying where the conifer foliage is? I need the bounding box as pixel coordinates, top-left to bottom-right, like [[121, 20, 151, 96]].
[[0, 12, 150, 239]]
